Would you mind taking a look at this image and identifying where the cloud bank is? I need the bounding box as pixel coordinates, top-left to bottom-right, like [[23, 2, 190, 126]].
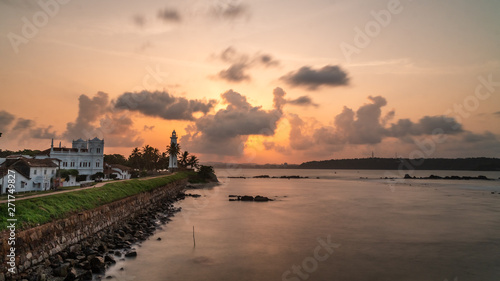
[[114, 91, 216, 121], [181, 88, 286, 156]]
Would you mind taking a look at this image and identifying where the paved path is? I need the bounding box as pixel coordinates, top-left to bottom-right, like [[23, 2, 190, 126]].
[[0, 174, 175, 204]]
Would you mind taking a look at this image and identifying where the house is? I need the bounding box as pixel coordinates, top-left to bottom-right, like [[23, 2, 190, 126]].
[[104, 163, 132, 180], [0, 157, 59, 194], [36, 138, 104, 186]]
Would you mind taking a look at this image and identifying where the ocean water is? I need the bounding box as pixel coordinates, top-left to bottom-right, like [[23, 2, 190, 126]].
[[105, 169, 500, 281]]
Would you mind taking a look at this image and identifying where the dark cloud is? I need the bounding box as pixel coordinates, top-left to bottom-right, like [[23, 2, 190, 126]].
[[133, 14, 146, 28], [287, 96, 318, 107], [215, 47, 279, 83], [181, 88, 285, 156], [158, 7, 181, 22], [114, 91, 216, 121], [462, 131, 497, 143], [494, 111, 500, 117], [12, 118, 35, 131], [211, 1, 250, 20], [30, 126, 57, 139], [218, 63, 250, 82], [63, 92, 143, 147], [387, 116, 463, 137], [281, 65, 350, 90], [4, 115, 57, 140], [0, 110, 15, 132]]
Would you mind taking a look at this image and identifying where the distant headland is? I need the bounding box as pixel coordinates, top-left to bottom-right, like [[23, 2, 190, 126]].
[[206, 157, 500, 171]]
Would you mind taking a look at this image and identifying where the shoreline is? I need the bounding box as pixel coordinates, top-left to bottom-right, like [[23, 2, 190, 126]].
[[6, 192, 187, 281]]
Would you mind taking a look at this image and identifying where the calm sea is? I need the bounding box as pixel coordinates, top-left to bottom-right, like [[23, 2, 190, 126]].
[[105, 169, 500, 281]]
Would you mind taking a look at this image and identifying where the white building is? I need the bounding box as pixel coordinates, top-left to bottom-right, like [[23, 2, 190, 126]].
[[0, 157, 58, 194], [36, 138, 104, 186], [104, 163, 132, 180], [168, 130, 178, 170]]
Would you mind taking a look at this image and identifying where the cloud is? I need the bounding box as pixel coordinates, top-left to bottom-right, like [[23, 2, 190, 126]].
[[262, 95, 474, 159], [13, 118, 35, 131], [218, 63, 250, 82], [281, 65, 350, 90], [214, 47, 279, 83], [210, 1, 250, 20], [114, 90, 216, 121], [287, 96, 318, 107], [143, 125, 155, 131], [388, 116, 463, 137], [133, 14, 146, 28], [158, 7, 182, 22], [0, 112, 57, 139], [462, 131, 497, 143], [180, 88, 285, 156], [494, 111, 500, 117], [64, 92, 143, 147], [64, 92, 109, 139], [0, 110, 15, 132]]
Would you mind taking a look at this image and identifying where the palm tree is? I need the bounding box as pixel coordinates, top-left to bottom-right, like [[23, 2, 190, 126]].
[[179, 151, 189, 168], [187, 155, 200, 169], [166, 143, 181, 159], [128, 147, 143, 170]]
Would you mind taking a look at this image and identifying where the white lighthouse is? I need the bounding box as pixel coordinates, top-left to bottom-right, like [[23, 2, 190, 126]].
[[168, 130, 178, 170]]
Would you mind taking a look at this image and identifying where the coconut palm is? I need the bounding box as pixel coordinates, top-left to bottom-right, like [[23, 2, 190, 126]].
[[179, 151, 190, 168], [166, 143, 181, 159], [187, 155, 200, 169]]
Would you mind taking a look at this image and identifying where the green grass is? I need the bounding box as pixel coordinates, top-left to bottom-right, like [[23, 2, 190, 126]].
[[0, 172, 190, 231]]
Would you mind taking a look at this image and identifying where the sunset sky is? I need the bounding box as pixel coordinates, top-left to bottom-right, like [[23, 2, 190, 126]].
[[1, 0, 499, 164]]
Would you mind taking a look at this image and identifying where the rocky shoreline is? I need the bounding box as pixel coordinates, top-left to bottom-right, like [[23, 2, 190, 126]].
[[403, 174, 493, 180], [228, 175, 309, 179], [7, 194, 188, 281]]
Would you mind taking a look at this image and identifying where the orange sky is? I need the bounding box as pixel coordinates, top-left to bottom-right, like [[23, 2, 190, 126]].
[[1, 0, 499, 164]]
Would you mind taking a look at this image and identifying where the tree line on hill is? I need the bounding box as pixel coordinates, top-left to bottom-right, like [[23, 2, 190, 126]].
[[298, 157, 500, 171]]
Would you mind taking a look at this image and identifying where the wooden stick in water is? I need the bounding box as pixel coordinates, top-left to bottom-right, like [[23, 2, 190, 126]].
[[193, 225, 196, 247]]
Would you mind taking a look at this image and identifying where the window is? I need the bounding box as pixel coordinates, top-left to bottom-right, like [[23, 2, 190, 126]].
[[96, 162, 100, 167], [90, 148, 93, 153], [97, 148, 101, 153], [44, 169, 47, 175], [34, 169, 37, 175], [71, 162, 75, 167], [52, 170, 55, 175]]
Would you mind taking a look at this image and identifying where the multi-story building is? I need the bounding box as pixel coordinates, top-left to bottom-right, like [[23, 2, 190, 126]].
[[36, 138, 104, 185], [0, 157, 58, 194]]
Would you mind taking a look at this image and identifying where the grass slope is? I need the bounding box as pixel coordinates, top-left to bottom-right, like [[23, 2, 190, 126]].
[[0, 172, 190, 231]]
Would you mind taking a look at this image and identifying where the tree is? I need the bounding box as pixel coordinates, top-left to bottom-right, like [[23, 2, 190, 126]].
[[128, 147, 143, 170], [157, 152, 169, 170], [59, 169, 79, 181], [142, 145, 160, 171], [166, 143, 181, 158], [179, 151, 189, 168], [187, 155, 200, 169], [104, 154, 127, 165]]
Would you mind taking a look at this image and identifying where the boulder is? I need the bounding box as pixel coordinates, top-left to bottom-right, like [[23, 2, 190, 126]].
[[125, 251, 137, 258], [78, 270, 93, 281], [89, 257, 105, 273], [254, 195, 271, 202], [63, 268, 77, 281], [53, 263, 70, 277], [240, 195, 254, 201]]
